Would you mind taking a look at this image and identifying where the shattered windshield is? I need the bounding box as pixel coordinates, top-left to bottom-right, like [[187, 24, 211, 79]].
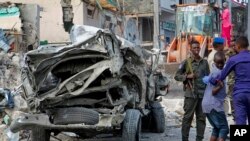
[[176, 5, 214, 36]]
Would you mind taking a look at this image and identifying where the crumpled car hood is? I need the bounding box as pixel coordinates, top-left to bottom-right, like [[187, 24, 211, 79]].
[[23, 26, 148, 100]]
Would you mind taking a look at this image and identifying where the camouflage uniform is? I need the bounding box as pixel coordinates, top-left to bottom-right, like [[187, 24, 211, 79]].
[[174, 57, 210, 141], [225, 49, 236, 118]]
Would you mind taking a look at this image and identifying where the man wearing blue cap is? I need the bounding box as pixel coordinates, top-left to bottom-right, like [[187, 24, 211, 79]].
[[207, 37, 225, 70], [205, 36, 250, 125]]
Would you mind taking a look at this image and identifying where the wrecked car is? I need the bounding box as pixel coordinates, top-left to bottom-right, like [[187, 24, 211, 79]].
[[10, 25, 168, 141]]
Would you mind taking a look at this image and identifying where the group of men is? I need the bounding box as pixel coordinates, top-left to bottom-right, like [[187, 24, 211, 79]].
[[174, 36, 250, 141]]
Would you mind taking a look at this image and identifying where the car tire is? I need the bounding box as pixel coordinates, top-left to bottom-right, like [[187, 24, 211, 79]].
[[150, 102, 165, 133], [31, 128, 50, 141], [53, 107, 99, 125], [122, 109, 141, 141]]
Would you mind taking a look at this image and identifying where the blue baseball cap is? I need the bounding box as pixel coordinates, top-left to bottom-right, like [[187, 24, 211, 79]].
[[213, 37, 225, 44]]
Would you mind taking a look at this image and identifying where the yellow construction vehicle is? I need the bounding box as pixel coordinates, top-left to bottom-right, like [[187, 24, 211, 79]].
[[167, 3, 221, 64]]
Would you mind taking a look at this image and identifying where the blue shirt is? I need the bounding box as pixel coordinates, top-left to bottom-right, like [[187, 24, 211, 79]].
[[211, 50, 250, 96], [202, 65, 226, 113]]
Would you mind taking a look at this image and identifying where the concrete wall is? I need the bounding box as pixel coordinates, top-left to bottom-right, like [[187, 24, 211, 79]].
[[119, 0, 154, 14], [82, 3, 101, 28], [83, 3, 125, 36], [19, 4, 40, 48], [82, 3, 140, 45], [160, 0, 178, 12], [0, 0, 84, 42], [124, 18, 140, 45]]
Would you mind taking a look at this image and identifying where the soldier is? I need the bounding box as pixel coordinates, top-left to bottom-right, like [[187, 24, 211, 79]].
[[224, 46, 236, 118], [174, 40, 210, 141]]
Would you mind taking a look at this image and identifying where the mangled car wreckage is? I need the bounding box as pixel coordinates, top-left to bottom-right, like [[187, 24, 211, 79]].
[[10, 26, 168, 141]]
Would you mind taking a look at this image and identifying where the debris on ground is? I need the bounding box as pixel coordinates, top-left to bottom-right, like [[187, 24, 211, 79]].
[[0, 86, 27, 141], [0, 88, 14, 110], [0, 52, 21, 89], [0, 28, 12, 52], [0, 124, 8, 141]]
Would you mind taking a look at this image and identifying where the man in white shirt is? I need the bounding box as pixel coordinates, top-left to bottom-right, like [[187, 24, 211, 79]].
[[207, 37, 225, 70]]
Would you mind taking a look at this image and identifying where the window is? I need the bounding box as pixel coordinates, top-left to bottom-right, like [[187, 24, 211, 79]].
[[87, 6, 95, 19], [176, 5, 214, 36], [117, 21, 122, 26], [105, 15, 111, 21], [196, 0, 204, 3], [142, 18, 153, 41]]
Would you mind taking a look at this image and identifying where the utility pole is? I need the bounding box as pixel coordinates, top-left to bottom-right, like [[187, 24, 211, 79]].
[[248, 1, 250, 40], [154, 0, 160, 49], [228, 0, 232, 22]]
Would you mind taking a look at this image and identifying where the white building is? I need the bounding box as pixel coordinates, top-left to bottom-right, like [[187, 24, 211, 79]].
[[0, 0, 84, 42]]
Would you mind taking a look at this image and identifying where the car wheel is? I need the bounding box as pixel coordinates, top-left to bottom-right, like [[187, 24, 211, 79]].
[[53, 107, 99, 125], [122, 109, 141, 141], [150, 102, 165, 133], [31, 128, 50, 141]]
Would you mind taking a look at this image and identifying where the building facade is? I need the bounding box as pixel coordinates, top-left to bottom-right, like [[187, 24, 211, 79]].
[[0, 0, 84, 42], [82, 0, 154, 48], [159, 0, 178, 49], [0, 0, 217, 45]]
